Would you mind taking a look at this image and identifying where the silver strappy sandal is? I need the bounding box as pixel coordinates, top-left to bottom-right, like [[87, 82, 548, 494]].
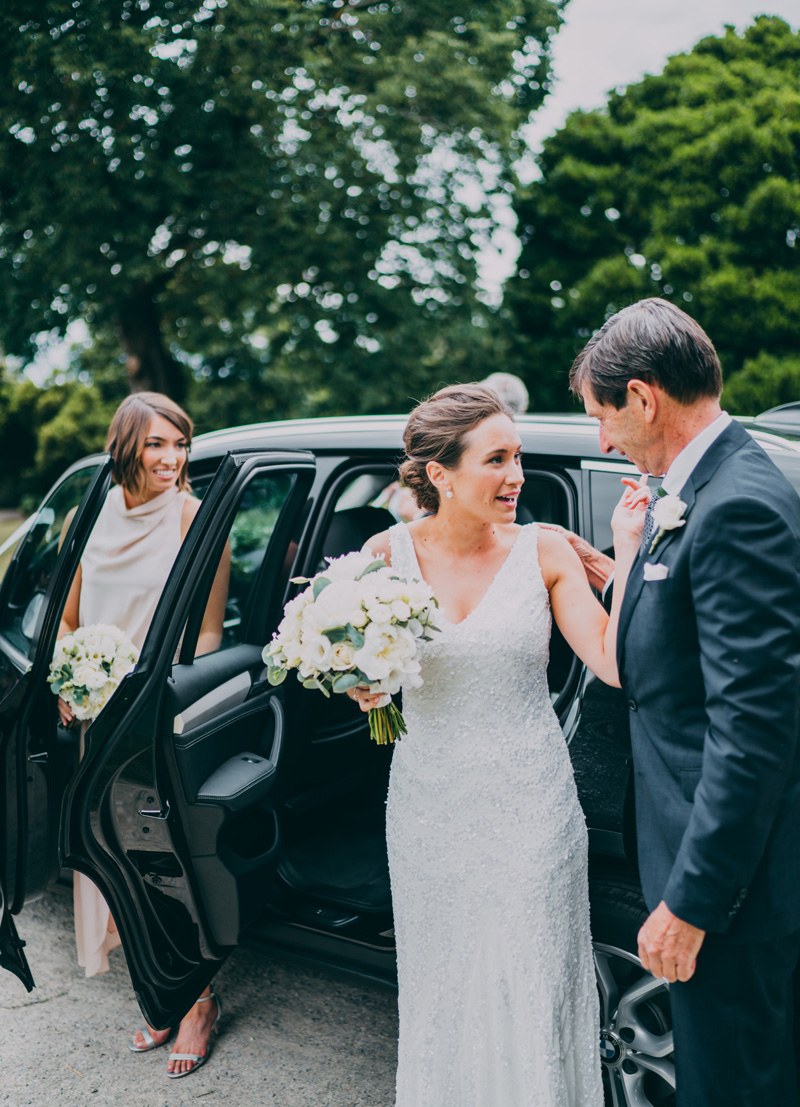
[[166, 991, 221, 1080], [128, 1024, 173, 1053]]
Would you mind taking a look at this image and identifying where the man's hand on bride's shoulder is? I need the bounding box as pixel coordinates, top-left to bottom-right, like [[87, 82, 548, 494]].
[[539, 523, 614, 592]]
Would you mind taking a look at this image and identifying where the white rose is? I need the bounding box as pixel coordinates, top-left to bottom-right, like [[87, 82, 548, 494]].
[[329, 641, 357, 671], [652, 494, 687, 531], [71, 660, 109, 691], [110, 656, 135, 683], [306, 580, 365, 632], [364, 600, 393, 625], [322, 550, 382, 582], [390, 600, 411, 622]]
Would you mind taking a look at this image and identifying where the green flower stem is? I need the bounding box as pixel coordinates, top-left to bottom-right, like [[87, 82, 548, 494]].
[[368, 702, 408, 745]]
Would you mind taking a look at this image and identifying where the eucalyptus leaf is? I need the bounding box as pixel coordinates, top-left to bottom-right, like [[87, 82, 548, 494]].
[[313, 577, 331, 599], [333, 672, 361, 692], [345, 624, 365, 649], [356, 559, 387, 579]]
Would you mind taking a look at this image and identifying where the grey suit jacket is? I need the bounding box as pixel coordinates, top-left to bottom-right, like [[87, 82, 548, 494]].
[[618, 420, 800, 939]]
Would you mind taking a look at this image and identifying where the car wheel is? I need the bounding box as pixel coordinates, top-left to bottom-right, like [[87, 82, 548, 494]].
[[590, 874, 676, 1107]]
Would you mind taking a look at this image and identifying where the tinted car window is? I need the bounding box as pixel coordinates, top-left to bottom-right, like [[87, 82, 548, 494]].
[[0, 466, 99, 658], [0, 520, 31, 591], [195, 471, 295, 654], [589, 468, 640, 553]]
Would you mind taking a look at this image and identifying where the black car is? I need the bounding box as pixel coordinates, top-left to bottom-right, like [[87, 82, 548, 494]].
[[2, 412, 799, 1107]]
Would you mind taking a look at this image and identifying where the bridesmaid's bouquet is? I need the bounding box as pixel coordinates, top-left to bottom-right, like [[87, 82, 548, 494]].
[[263, 551, 440, 744], [48, 624, 139, 721]]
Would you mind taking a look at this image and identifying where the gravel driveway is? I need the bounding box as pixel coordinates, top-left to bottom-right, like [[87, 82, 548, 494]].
[[0, 889, 398, 1106]]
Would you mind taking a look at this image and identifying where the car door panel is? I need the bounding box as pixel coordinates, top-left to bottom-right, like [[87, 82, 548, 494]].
[[58, 451, 314, 1029], [0, 459, 110, 942]]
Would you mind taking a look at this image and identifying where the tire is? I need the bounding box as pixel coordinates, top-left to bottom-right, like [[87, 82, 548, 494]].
[[590, 873, 676, 1107]]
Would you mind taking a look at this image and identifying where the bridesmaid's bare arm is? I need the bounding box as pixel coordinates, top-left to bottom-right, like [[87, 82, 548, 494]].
[[181, 496, 231, 656]]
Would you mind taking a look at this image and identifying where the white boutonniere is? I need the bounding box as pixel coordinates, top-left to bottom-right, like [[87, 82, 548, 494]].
[[649, 493, 687, 554]]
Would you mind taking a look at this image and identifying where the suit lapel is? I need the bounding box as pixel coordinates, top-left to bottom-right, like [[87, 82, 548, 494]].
[[616, 420, 751, 671]]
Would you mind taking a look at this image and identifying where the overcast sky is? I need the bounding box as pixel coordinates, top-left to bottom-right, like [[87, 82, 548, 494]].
[[478, 2, 800, 286], [523, 1, 800, 157]]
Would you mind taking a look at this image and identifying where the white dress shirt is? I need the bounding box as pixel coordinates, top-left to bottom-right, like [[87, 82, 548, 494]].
[[660, 411, 732, 497]]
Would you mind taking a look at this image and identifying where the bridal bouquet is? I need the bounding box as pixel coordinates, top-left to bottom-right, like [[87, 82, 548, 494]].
[[263, 550, 439, 744], [48, 624, 139, 722]]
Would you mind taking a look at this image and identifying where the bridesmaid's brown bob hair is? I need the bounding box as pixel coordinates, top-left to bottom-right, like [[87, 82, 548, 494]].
[[106, 392, 193, 496]]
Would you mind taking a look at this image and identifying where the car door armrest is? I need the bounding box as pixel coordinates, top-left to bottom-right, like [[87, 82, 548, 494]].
[[196, 752, 277, 812]]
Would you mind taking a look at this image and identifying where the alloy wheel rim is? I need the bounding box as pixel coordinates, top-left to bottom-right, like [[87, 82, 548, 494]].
[[594, 942, 675, 1106]]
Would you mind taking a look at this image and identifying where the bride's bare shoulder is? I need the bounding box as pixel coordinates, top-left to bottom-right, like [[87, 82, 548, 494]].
[[362, 529, 393, 565]]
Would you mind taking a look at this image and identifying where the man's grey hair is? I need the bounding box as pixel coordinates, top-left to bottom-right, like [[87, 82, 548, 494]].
[[569, 298, 722, 409]]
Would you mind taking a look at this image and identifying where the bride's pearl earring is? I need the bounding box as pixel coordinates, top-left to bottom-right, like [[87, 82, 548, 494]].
[[445, 488, 454, 499]]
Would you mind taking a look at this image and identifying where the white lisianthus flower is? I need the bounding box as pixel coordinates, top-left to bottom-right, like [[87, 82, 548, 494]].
[[298, 636, 333, 678], [354, 623, 416, 682]]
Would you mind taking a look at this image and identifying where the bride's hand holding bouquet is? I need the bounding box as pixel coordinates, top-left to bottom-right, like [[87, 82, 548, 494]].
[[263, 550, 440, 744]]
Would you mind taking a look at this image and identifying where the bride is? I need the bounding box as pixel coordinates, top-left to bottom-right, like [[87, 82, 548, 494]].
[[351, 383, 645, 1106]]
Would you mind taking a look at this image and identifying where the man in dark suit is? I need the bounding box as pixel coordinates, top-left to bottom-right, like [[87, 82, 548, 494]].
[[571, 298, 800, 1106]]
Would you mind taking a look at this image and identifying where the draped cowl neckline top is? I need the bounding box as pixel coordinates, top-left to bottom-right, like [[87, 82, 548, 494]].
[[79, 483, 189, 651]]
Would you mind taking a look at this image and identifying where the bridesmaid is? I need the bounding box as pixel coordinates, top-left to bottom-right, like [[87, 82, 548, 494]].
[[57, 392, 229, 1078]]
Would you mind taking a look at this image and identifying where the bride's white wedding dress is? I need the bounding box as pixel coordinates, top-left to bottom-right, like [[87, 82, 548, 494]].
[[387, 522, 603, 1106]]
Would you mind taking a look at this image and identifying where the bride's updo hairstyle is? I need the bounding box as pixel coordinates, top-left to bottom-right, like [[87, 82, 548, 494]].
[[106, 392, 193, 496], [400, 383, 514, 513]]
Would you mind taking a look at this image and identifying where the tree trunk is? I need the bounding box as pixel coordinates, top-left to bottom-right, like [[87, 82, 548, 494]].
[[117, 284, 185, 402]]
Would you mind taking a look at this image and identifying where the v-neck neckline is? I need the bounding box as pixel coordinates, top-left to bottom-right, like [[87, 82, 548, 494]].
[[404, 525, 528, 628]]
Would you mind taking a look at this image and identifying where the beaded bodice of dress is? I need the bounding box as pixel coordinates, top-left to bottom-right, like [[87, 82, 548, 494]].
[[388, 522, 575, 810]]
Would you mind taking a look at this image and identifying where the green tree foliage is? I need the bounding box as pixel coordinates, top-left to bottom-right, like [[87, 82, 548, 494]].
[[503, 16, 800, 412], [0, 0, 563, 415], [0, 372, 115, 505], [722, 352, 800, 414]]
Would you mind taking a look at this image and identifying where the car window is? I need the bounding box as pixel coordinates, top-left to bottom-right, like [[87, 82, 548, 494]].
[[0, 465, 100, 658], [316, 466, 573, 562], [518, 474, 571, 526], [589, 469, 637, 553], [0, 518, 32, 591], [193, 471, 295, 656]]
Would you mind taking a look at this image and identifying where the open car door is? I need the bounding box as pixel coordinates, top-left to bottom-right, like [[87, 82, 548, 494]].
[[59, 451, 315, 1029], [0, 457, 111, 990]]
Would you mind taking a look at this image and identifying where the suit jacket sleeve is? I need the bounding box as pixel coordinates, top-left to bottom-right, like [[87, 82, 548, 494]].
[[662, 494, 800, 932]]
